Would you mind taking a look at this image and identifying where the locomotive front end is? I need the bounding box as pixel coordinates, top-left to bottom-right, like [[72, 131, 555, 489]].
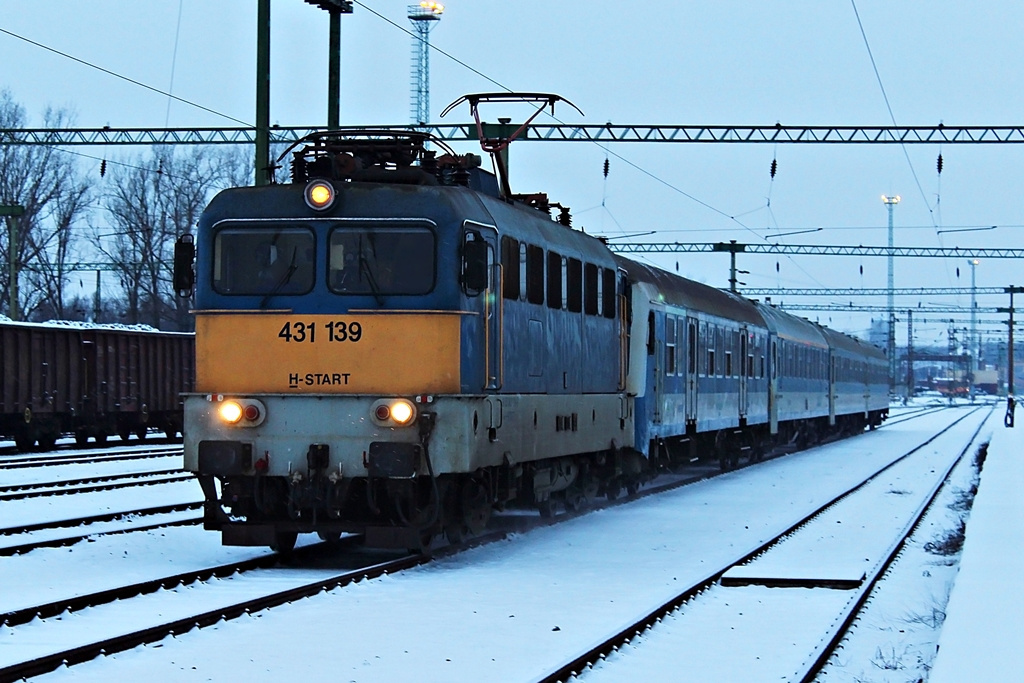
[[179, 134, 505, 550]]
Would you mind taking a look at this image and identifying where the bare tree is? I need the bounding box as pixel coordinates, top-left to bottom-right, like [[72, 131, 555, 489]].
[[98, 145, 244, 330], [0, 90, 92, 320]]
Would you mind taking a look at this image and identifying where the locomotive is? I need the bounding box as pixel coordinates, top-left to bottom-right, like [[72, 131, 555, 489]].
[[176, 94, 887, 551]]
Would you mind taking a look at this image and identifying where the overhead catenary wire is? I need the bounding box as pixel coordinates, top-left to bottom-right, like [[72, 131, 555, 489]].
[[0, 26, 250, 126]]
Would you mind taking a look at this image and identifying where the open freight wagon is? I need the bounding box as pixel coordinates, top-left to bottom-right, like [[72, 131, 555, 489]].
[[0, 320, 194, 451]]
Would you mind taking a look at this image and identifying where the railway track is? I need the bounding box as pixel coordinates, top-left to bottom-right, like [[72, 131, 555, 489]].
[[0, 405, 957, 680], [538, 405, 992, 682], [0, 469, 193, 501], [0, 502, 203, 556], [0, 445, 183, 470]]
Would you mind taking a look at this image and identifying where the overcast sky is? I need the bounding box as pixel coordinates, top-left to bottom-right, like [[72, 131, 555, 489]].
[[2, 1, 1022, 346]]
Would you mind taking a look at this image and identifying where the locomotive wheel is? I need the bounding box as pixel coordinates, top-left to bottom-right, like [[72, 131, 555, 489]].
[[537, 499, 556, 519], [604, 481, 621, 501], [461, 479, 491, 535], [444, 520, 464, 544]]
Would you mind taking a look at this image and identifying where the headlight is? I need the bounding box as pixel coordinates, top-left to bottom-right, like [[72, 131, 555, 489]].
[[371, 398, 417, 427], [304, 180, 335, 210], [219, 401, 243, 424], [212, 396, 267, 427]]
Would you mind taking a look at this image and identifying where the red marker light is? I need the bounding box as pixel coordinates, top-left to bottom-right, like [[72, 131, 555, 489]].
[[243, 404, 261, 421], [375, 404, 391, 421]]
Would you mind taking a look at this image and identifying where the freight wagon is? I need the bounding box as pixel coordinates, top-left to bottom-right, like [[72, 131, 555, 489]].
[[0, 320, 194, 451]]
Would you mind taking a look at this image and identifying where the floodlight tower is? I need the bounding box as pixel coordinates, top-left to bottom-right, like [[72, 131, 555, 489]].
[[408, 2, 444, 126], [882, 194, 901, 393]]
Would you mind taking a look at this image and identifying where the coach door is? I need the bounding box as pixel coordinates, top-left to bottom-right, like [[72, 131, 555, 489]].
[[738, 326, 748, 420], [828, 353, 837, 426], [769, 337, 779, 434], [685, 317, 698, 424], [464, 223, 501, 390]]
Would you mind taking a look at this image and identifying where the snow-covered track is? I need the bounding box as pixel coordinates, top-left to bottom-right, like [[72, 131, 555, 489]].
[[0, 502, 202, 556], [0, 547, 438, 681], [0, 470, 192, 501], [539, 405, 992, 683], [0, 537, 368, 628], [0, 445, 183, 470]]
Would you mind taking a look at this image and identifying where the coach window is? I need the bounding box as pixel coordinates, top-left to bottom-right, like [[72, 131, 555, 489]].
[[707, 327, 716, 377], [647, 311, 656, 355], [688, 320, 697, 375], [547, 251, 562, 309], [725, 350, 733, 377], [501, 236, 519, 300], [584, 263, 599, 315], [566, 258, 582, 312], [526, 244, 544, 305], [665, 315, 677, 375], [602, 268, 617, 318]]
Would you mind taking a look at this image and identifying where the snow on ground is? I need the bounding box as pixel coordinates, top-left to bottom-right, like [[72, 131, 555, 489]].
[[811, 407, 997, 682], [0, 455, 185, 488], [0, 479, 202, 530], [929, 410, 1021, 683], [24, 408, 988, 682]]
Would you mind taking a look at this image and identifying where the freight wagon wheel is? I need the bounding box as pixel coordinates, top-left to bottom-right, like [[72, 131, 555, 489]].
[[118, 427, 132, 443], [37, 434, 57, 452], [14, 434, 34, 453], [271, 531, 297, 555], [94, 432, 108, 446], [135, 427, 148, 441], [75, 430, 90, 448], [317, 530, 342, 545]]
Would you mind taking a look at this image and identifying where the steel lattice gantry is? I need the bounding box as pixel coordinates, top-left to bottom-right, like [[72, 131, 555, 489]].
[[738, 287, 1010, 297], [773, 303, 1002, 314], [8, 124, 1024, 146], [610, 242, 1024, 258]]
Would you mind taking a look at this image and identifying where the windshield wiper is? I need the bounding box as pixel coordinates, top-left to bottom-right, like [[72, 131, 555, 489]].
[[259, 248, 299, 308], [359, 254, 384, 306]]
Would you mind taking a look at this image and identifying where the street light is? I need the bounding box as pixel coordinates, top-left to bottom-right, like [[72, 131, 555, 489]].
[[882, 195, 901, 393]]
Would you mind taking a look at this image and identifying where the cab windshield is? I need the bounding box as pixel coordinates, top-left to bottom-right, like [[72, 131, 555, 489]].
[[212, 226, 315, 296], [328, 226, 435, 296]]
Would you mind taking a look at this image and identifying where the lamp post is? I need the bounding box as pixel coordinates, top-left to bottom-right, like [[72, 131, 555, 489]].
[[304, 1, 354, 129], [1, 204, 25, 320], [882, 194, 901, 394], [969, 258, 979, 401]]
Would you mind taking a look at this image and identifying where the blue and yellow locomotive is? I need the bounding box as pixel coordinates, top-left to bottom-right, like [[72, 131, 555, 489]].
[[177, 99, 887, 551]]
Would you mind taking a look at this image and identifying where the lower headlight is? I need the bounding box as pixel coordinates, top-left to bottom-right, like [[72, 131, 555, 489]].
[[371, 398, 417, 427], [219, 401, 243, 424], [390, 400, 415, 425]]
